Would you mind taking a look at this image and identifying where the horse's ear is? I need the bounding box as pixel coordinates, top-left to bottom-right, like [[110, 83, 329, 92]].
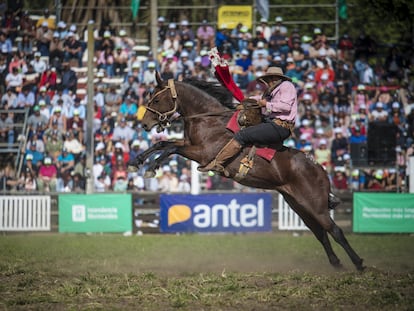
[[155, 71, 163, 86]]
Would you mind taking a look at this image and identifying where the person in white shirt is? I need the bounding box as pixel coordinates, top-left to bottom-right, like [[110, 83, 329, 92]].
[[30, 52, 47, 74]]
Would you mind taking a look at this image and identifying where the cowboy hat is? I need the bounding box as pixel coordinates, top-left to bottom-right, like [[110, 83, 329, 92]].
[[256, 67, 292, 82]]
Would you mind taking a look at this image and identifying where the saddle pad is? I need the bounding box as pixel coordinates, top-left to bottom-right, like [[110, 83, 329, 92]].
[[226, 111, 276, 162]]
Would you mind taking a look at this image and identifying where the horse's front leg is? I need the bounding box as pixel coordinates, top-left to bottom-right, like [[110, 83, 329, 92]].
[[144, 147, 178, 178], [128, 140, 185, 168]]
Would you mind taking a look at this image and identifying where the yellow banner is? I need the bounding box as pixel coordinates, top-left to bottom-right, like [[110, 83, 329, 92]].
[[217, 5, 252, 30]]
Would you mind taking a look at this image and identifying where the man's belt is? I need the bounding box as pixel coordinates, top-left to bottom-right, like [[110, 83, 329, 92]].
[[273, 118, 295, 132]]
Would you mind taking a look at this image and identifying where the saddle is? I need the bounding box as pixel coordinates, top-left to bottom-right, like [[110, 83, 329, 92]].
[[236, 98, 262, 128]]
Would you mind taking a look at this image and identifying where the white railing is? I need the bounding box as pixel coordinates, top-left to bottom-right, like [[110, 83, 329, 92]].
[[0, 196, 51, 231], [278, 194, 334, 230]]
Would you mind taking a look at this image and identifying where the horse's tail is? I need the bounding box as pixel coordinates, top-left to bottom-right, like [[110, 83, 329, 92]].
[[302, 150, 341, 210]]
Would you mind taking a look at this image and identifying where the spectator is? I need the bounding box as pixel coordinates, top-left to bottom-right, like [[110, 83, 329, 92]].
[[68, 97, 85, 119], [369, 102, 388, 122], [63, 131, 84, 157], [1, 86, 17, 109], [30, 52, 47, 74], [113, 45, 128, 76], [15, 85, 35, 110], [59, 62, 77, 94], [66, 108, 84, 142], [27, 105, 48, 132], [158, 165, 178, 192], [119, 94, 138, 121], [232, 49, 252, 90], [176, 51, 194, 80], [0, 111, 14, 146], [49, 106, 67, 133], [19, 11, 36, 38], [35, 9, 55, 30], [44, 128, 64, 161], [157, 16, 168, 45], [331, 128, 349, 165], [56, 147, 75, 178], [39, 67, 58, 91], [196, 20, 215, 52], [24, 141, 44, 168], [36, 21, 53, 56], [49, 32, 65, 64], [5, 67, 24, 90], [97, 46, 115, 77], [160, 53, 177, 80], [37, 157, 57, 192], [332, 168, 348, 190]]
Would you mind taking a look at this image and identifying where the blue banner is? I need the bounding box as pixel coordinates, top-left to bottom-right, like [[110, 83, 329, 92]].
[[160, 193, 272, 233]]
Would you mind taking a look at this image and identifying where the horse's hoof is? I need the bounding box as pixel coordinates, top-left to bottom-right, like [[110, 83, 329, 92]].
[[144, 170, 156, 178]]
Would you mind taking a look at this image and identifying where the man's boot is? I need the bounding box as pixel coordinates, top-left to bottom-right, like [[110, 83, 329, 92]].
[[198, 138, 242, 176]]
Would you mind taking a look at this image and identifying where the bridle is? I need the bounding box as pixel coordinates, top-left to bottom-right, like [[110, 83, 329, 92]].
[[144, 79, 178, 131], [144, 79, 237, 131]]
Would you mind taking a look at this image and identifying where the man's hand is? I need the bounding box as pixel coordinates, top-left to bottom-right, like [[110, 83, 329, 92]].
[[257, 99, 267, 107]]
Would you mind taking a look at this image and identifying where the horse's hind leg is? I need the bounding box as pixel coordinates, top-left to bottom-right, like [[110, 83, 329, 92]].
[[328, 222, 365, 271], [284, 197, 342, 269]]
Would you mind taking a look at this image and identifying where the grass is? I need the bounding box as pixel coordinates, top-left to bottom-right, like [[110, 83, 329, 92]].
[[0, 233, 413, 310]]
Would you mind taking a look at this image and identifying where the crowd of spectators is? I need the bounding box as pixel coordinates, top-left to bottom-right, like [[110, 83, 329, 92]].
[[0, 9, 414, 194]]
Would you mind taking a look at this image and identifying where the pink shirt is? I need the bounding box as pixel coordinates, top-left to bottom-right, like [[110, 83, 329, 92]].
[[252, 81, 298, 122]]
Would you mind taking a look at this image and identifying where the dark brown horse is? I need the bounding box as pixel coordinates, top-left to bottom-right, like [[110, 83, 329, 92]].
[[131, 74, 365, 271]]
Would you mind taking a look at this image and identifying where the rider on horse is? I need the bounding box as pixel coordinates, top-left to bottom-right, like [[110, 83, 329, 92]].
[[198, 66, 296, 174], [199, 66, 341, 208]]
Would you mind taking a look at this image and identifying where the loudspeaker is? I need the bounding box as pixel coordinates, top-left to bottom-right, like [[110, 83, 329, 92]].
[[350, 143, 368, 166], [367, 122, 397, 165]]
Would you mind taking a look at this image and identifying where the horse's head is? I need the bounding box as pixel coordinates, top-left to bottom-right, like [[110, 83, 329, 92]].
[[141, 72, 178, 132]]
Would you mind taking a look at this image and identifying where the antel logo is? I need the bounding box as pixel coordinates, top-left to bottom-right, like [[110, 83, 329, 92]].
[[168, 199, 265, 228]]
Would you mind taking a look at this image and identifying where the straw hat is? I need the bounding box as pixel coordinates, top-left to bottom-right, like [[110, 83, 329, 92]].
[[256, 67, 291, 82]]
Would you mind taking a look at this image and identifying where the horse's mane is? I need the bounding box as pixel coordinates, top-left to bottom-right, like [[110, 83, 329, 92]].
[[182, 78, 236, 110]]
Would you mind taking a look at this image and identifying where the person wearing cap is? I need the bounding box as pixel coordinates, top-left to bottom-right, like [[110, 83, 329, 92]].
[[30, 52, 47, 74], [252, 41, 269, 60], [39, 66, 58, 92], [49, 30, 65, 62], [112, 117, 134, 143], [176, 50, 194, 80], [142, 61, 157, 86], [25, 140, 44, 167], [27, 105, 48, 131], [369, 102, 388, 122], [233, 49, 252, 90], [56, 147, 75, 178], [179, 20, 195, 42], [331, 127, 349, 165], [37, 157, 57, 192], [63, 30, 83, 67], [273, 16, 288, 36], [35, 20, 53, 56], [160, 53, 178, 80], [199, 67, 297, 175]]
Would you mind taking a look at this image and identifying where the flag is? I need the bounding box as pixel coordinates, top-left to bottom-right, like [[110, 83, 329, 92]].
[[131, 0, 140, 20], [339, 0, 348, 19], [209, 47, 245, 102], [256, 0, 269, 20]]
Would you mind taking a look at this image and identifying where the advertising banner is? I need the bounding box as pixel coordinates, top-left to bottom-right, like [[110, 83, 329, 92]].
[[353, 193, 414, 233], [217, 5, 252, 30], [160, 193, 272, 233], [59, 194, 132, 233]]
